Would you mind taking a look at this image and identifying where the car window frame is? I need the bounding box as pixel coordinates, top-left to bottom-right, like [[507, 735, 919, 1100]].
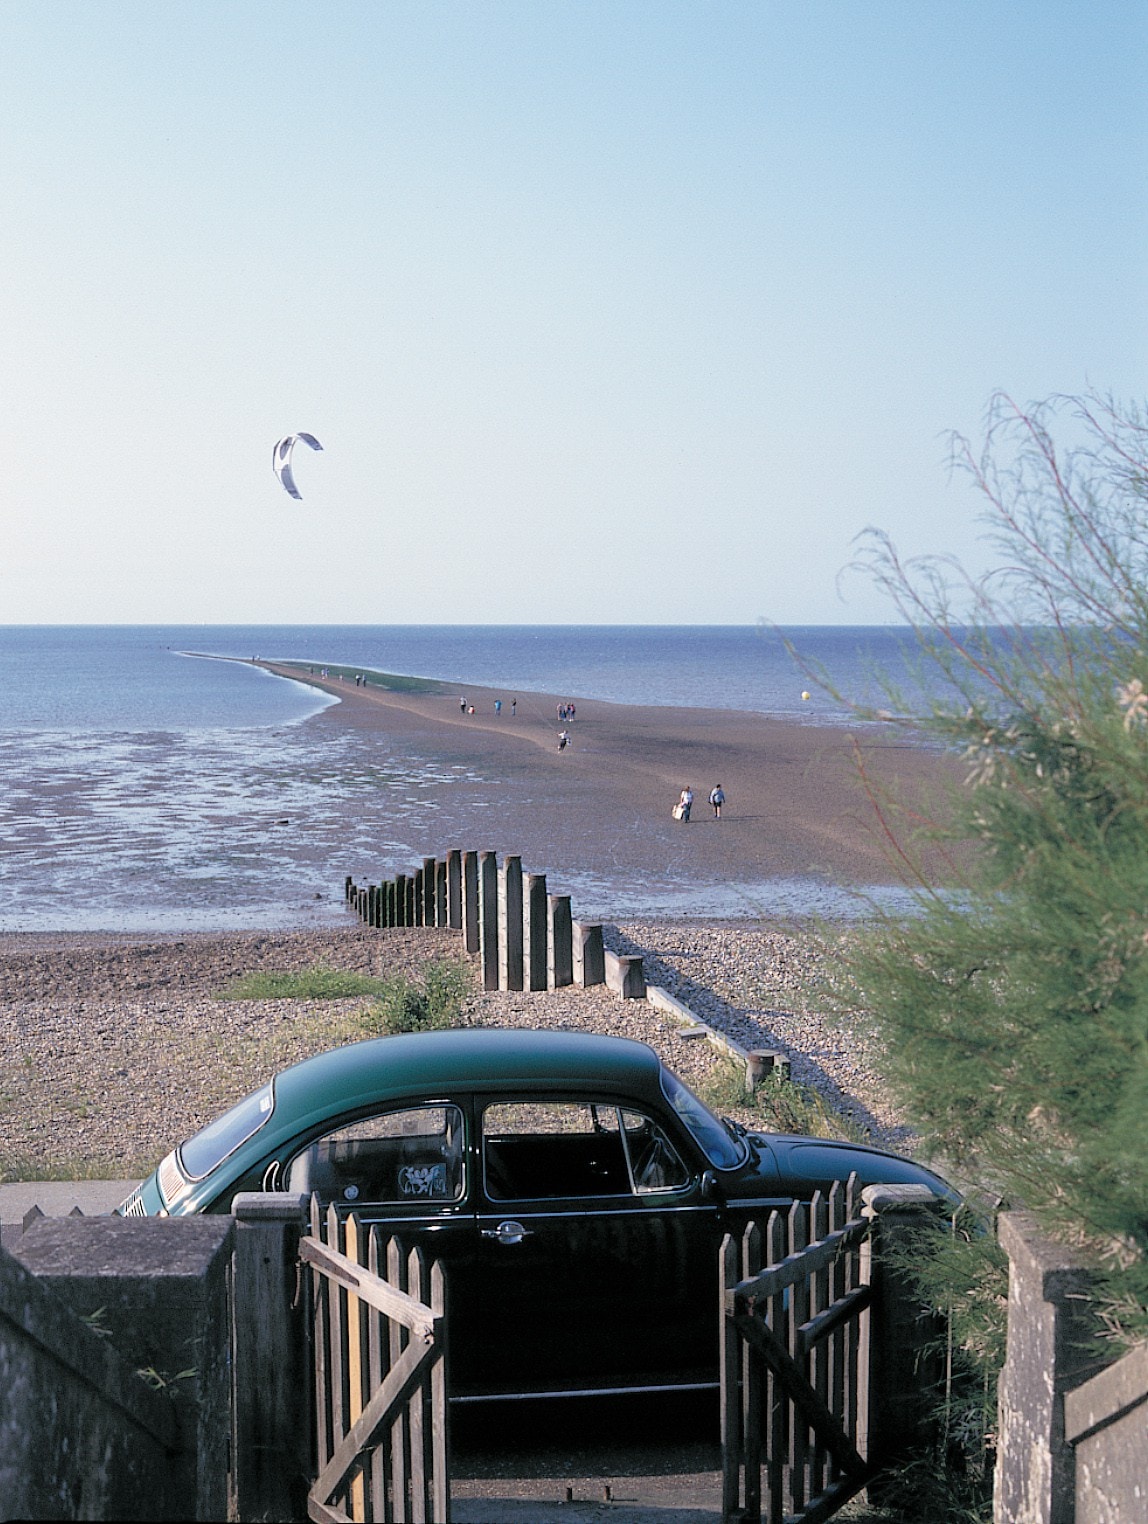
[[283, 1098, 469, 1210], [478, 1095, 694, 1204]]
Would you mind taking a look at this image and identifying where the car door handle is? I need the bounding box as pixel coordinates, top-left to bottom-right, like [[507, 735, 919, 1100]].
[[481, 1220, 533, 1245]]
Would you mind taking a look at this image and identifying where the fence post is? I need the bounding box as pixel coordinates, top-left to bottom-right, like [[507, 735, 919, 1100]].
[[447, 849, 463, 929], [548, 894, 573, 989], [479, 851, 499, 990], [524, 873, 548, 990], [395, 873, 408, 926], [993, 1211, 1105, 1524], [231, 1192, 310, 1524], [422, 857, 437, 924], [858, 1184, 949, 1478], [572, 920, 605, 987], [462, 852, 480, 952], [499, 855, 524, 991], [435, 858, 448, 926]]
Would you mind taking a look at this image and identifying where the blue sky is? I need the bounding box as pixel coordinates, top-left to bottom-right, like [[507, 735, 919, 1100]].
[[2, 2, 1143, 624]]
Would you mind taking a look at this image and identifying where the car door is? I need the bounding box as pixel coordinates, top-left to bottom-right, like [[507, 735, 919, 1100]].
[[467, 1097, 721, 1397], [282, 1100, 477, 1314]]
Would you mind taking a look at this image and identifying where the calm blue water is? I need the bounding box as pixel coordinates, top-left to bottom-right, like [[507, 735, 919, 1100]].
[[0, 626, 930, 930]]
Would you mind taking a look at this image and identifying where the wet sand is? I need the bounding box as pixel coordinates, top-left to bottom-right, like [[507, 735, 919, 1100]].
[[259, 661, 962, 897]]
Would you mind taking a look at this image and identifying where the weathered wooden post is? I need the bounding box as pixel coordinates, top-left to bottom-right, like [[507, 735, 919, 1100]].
[[858, 1184, 949, 1478], [572, 920, 605, 987], [406, 875, 417, 924], [422, 857, 437, 924], [524, 873, 548, 991], [462, 851, 480, 952], [231, 1193, 310, 1524], [548, 893, 573, 989], [446, 849, 463, 929], [435, 859, 448, 926], [395, 873, 408, 926], [498, 855, 524, 991], [479, 851, 499, 990], [745, 1049, 791, 1091], [344, 874, 354, 902], [413, 868, 426, 926], [384, 880, 396, 927]]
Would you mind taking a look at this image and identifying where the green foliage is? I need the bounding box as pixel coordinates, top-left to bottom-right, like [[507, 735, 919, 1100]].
[[830, 392, 1148, 1352], [217, 966, 393, 1001], [358, 959, 472, 1036], [698, 1055, 865, 1141]]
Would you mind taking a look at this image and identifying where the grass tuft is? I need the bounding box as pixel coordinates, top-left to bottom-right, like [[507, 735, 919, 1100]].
[[216, 966, 391, 1001], [698, 1056, 866, 1142]]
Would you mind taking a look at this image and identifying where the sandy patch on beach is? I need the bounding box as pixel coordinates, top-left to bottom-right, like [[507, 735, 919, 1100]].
[[259, 662, 963, 899]]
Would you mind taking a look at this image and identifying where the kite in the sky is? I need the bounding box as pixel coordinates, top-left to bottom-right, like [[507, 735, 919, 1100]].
[[272, 432, 323, 499]]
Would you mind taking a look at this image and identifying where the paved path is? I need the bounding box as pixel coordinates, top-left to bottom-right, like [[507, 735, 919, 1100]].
[[0, 1179, 138, 1248]]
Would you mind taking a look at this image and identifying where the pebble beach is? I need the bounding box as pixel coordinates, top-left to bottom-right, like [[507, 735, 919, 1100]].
[[0, 916, 909, 1186]]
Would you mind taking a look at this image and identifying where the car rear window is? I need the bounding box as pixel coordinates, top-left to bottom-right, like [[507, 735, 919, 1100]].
[[178, 1081, 275, 1181]]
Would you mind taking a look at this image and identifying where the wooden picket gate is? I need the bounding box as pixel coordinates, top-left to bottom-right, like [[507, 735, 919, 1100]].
[[300, 1200, 449, 1523], [721, 1176, 874, 1524]]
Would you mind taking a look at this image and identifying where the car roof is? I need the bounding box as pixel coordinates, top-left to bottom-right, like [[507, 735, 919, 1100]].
[[272, 1027, 666, 1121]]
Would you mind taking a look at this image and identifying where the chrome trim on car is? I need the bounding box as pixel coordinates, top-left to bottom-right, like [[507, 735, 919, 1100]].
[[118, 1187, 147, 1218], [158, 1151, 188, 1208], [451, 1380, 718, 1404]]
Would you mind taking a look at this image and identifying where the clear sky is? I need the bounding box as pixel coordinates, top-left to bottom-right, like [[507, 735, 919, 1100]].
[[2, 2, 1143, 625]]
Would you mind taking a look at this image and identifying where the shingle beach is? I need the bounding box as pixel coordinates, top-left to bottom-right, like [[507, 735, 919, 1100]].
[[0, 918, 910, 1183]]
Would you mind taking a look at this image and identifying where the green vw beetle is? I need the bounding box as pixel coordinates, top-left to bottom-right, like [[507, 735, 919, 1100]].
[[121, 1028, 951, 1399]]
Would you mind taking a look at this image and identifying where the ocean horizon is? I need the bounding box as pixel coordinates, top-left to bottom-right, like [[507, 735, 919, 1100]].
[[0, 625, 933, 931]]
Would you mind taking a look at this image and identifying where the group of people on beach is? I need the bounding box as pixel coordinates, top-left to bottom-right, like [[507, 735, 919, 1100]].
[[459, 696, 518, 717], [674, 784, 724, 822]]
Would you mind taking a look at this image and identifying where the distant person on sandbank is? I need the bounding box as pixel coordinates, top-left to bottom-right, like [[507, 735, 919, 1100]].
[[709, 784, 725, 819], [676, 786, 694, 822], [558, 730, 570, 751]]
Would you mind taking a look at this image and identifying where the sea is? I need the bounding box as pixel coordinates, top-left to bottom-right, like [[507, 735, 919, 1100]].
[[0, 625, 937, 931]]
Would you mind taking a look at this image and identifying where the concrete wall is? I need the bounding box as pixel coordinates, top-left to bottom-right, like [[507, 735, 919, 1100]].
[[9, 1214, 234, 1522], [0, 1235, 184, 1521], [993, 1212, 1109, 1524]]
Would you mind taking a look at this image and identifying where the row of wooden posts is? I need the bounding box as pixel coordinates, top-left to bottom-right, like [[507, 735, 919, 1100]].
[[345, 849, 647, 997]]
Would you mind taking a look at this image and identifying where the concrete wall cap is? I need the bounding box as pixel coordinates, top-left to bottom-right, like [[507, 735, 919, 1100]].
[[231, 1191, 310, 1221], [1064, 1339, 1148, 1445], [997, 1210, 1099, 1301], [861, 1182, 944, 1213]]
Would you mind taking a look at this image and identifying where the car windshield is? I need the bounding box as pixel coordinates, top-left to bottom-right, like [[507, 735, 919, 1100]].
[[178, 1080, 275, 1181], [659, 1066, 747, 1170]]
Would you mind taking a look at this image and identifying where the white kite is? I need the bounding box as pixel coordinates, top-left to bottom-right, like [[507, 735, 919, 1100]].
[[272, 432, 323, 500]]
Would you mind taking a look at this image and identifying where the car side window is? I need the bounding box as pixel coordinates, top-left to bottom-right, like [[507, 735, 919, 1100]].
[[620, 1109, 690, 1192], [286, 1104, 465, 1206], [482, 1101, 687, 1200]]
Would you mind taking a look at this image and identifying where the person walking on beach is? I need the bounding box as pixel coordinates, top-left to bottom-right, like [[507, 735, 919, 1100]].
[[511, 698, 516, 716], [677, 786, 694, 822], [558, 730, 570, 750], [709, 784, 725, 819], [495, 699, 502, 715]]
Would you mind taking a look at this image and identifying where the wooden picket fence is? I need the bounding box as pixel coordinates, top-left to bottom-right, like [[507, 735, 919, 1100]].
[[300, 1200, 449, 1523], [721, 1176, 874, 1524]]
